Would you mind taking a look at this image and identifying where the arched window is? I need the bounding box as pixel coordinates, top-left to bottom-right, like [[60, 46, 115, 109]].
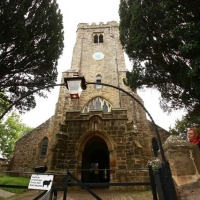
[[82, 97, 112, 113], [152, 138, 159, 157], [41, 137, 48, 156], [99, 34, 103, 43], [96, 75, 102, 89], [93, 33, 104, 43], [94, 35, 98, 43]]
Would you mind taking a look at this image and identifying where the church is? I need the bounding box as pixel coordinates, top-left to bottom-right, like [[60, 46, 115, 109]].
[[10, 21, 169, 184]]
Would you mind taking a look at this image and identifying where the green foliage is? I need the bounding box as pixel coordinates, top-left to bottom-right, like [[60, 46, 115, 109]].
[[0, 0, 64, 118], [147, 157, 161, 171], [0, 175, 29, 194], [119, 0, 200, 115], [0, 112, 33, 157], [169, 114, 200, 136]]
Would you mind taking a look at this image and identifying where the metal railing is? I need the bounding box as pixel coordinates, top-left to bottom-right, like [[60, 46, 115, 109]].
[[0, 165, 157, 200]]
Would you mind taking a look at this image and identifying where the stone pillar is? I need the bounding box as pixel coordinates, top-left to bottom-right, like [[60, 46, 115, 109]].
[[163, 136, 200, 198]]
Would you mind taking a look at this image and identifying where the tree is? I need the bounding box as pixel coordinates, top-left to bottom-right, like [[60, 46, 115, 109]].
[[119, 0, 200, 115], [0, 0, 64, 119], [0, 112, 33, 157], [169, 114, 200, 136]]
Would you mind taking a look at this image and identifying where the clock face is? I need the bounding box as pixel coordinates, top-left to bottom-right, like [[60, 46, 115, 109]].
[[93, 52, 104, 61]]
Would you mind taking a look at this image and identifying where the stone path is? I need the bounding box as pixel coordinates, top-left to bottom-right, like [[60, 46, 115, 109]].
[[1, 189, 153, 200], [57, 189, 153, 200], [0, 189, 15, 199], [2, 188, 200, 200]]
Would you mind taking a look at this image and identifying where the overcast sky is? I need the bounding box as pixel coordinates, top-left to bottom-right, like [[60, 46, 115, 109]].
[[21, 0, 185, 130]]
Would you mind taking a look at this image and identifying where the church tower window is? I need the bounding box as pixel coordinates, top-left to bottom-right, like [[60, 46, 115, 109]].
[[96, 75, 102, 89], [93, 33, 104, 44], [94, 34, 98, 43], [99, 34, 103, 43]]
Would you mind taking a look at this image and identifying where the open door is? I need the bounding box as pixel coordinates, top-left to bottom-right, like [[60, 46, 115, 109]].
[[82, 136, 110, 186]]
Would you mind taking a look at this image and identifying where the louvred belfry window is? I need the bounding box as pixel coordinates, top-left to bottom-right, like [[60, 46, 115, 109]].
[[93, 33, 104, 43]]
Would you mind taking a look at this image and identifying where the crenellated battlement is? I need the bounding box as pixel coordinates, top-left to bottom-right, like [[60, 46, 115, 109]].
[[77, 21, 119, 29]]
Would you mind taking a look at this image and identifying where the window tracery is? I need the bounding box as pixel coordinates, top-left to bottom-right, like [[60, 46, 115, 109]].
[[83, 97, 112, 113], [96, 75, 102, 89]]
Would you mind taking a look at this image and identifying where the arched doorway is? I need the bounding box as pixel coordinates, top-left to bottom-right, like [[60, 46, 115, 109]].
[[81, 136, 110, 185]]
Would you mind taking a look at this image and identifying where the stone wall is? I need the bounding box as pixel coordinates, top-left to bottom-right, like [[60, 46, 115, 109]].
[[48, 100, 170, 185], [163, 136, 200, 199], [8, 117, 54, 173]]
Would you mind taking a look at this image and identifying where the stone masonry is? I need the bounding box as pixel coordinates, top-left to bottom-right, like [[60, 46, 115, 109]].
[[10, 21, 169, 187]]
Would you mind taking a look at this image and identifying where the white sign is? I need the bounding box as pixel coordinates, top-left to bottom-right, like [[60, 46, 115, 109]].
[[28, 174, 54, 190]]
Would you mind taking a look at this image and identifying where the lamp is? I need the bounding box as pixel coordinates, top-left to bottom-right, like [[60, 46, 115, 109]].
[[64, 75, 86, 99]]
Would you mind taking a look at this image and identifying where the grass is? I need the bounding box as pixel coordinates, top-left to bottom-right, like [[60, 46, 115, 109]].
[[0, 175, 30, 194]]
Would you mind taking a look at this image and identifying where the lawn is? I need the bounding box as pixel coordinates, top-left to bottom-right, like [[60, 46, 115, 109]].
[[0, 175, 30, 194]]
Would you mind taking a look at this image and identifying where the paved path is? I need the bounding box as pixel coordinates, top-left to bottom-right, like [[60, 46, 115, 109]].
[[0, 189, 15, 198], [1, 188, 200, 200], [2, 189, 153, 200], [57, 189, 153, 200]]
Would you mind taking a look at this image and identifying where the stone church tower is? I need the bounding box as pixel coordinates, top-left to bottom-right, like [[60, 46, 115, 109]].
[[10, 21, 169, 184]]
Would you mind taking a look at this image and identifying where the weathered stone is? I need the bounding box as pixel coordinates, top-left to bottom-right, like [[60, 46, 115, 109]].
[[163, 137, 200, 199], [9, 21, 169, 189]]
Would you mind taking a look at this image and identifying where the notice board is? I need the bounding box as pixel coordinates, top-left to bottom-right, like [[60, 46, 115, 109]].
[[28, 174, 54, 190]]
